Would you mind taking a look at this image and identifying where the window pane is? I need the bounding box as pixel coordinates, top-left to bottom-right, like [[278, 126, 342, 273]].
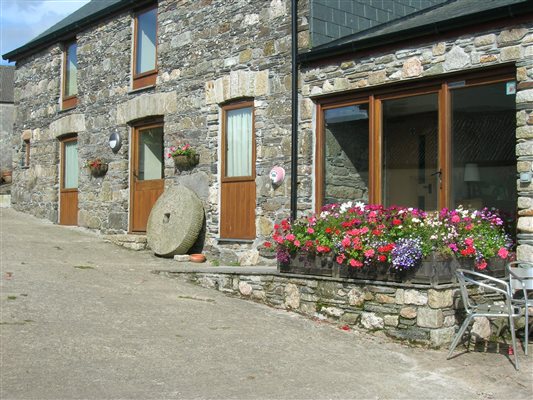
[[382, 93, 439, 210], [64, 140, 78, 189], [323, 104, 369, 205], [451, 82, 516, 216], [135, 8, 157, 74], [226, 107, 252, 177], [139, 127, 163, 180], [65, 42, 77, 97]]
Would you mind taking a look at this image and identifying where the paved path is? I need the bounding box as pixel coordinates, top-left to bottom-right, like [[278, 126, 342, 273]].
[[1, 208, 532, 399]]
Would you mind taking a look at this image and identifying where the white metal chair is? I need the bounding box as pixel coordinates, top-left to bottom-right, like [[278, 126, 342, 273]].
[[507, 261, 533, 356], [447, 269, 522, 370]]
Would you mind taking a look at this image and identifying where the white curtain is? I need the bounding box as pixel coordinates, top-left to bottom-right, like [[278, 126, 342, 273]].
[[65, 43, 77, 96], [139, 127, 163, 180], [64, 141, 78, 189], [136, 8, 157, 74], [226, 107, 252, 177]]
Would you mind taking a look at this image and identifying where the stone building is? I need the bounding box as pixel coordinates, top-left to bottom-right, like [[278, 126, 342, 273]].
[[296, 0, 533, 262], [0, 66, 15, 175], [3, 0, 533, 263], [3, 0, 308, 264]]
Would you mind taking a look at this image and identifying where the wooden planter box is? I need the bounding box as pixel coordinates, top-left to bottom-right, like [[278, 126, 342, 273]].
[[278, 253, 333, 277], [279, 252, 507, 285]]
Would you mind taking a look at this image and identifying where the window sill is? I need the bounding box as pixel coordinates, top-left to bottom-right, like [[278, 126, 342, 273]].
[[128, 84, 156, 95], [59, 107, 77, 114], [217, 238, 255, 244]]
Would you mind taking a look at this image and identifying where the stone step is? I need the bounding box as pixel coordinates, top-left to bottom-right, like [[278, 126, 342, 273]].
[[105, 234, 148, 251], [0, 194, 11, 208]]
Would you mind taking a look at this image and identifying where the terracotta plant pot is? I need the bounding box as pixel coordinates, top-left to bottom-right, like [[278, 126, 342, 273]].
[[189, 253, 206, 263]]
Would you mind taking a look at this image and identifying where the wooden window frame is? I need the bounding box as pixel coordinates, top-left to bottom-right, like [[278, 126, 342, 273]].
[[132, 5, 158, 90], [221, 100, 256, 183], [315, 66, 516, 213], [62, 41, 78, 110]]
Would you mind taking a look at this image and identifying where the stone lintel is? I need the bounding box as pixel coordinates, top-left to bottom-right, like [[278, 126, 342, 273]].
[[50, 114, 86, 138], [116, 92, 178, 124]]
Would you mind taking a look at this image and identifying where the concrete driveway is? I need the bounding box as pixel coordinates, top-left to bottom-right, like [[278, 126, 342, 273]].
[[1, 208, 532, 399]]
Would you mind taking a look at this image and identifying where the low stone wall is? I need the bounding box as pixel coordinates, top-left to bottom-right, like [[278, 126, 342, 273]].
[[159, 268, 465, 348]]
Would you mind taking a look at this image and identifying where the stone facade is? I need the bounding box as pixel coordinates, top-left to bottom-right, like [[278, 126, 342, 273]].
[[10, 0, 310, 262], [299, 23, 533, 259]]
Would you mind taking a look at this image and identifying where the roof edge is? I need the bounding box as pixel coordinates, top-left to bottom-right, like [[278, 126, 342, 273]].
[[299, 1, 533, 65], [2, 0, 153, 62]]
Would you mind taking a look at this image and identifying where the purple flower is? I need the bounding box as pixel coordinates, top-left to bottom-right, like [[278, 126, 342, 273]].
[[391, 238, 422, 271]]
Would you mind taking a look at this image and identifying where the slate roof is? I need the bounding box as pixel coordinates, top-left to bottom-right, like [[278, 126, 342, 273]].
[[0, 66, 15, 103], [300, 0, 533, 63], [3, 0, 152, 62]]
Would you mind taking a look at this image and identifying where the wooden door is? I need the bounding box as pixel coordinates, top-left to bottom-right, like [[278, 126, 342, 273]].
[[220, 102, 256, 240], [59, 136, 78, 225], [130, 124, 164, 232]]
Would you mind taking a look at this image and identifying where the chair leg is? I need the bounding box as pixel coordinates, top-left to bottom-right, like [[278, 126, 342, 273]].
[[448, 316, 472, 359], [525, 306, 529, 356], [509, 315, 520, 371]]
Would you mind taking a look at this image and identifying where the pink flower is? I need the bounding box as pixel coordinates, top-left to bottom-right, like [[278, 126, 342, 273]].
[[349, 259, 363, 268], [341, 237, 351, 248], [336, 255, 345, 264], [286, 233, 295, 241], [448, 243, 458, 252], [498, 248, 509, 259], [263, 242, 272, 248], [364, 249, 375, 258], [451, 215, 460, 223], [464, 238, 474, 246], [307, 227, 315, 234], [476, 260, 487, 270], [294, 240, 301, 247]]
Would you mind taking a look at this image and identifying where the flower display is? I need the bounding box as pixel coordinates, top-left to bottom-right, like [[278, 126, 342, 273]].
[[269, 203, 514, 271], [85, 158, 104, 169], [167, 143, 196, 158]]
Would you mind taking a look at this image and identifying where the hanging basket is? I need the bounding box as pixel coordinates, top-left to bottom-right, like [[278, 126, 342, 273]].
[[88, 163, 108, 177], [173, 154, 199, 169]]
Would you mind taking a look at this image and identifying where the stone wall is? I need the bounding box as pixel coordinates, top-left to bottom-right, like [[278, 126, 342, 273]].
[[11, 0, 311, 263], [160, 269, 465, 348], [0, 103, 14, 173], [299, 24, 533, 258]]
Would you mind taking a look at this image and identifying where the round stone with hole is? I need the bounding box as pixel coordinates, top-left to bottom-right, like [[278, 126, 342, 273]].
[[147, 185, 204, 257]]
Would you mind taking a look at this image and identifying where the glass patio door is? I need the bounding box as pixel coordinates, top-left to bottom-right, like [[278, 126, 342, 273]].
[[381, 92, 439, 210]]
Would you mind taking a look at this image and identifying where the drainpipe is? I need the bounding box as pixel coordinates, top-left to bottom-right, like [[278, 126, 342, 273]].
[[290, 0, 298, 221]]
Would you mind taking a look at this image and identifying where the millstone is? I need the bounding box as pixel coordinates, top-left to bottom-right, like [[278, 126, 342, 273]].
[[147, 185, 204, 257]]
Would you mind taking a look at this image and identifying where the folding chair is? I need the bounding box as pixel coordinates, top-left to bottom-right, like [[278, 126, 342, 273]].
[[507, 261, 533, 356], [447, 269, 522, 370]]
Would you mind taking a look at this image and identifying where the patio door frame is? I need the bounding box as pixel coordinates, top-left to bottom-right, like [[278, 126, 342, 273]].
[[59, 135, 78, 225], [315, 65, 515, 212], [220, 100, 256, 240], [129, 120, 165, 233]]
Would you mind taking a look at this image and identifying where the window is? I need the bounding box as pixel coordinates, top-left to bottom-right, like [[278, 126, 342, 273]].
[[132, 6, 157, 89], [62, 41, 78, 109], [23, 139, 30, 167], [316, 69, 517, 219]]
